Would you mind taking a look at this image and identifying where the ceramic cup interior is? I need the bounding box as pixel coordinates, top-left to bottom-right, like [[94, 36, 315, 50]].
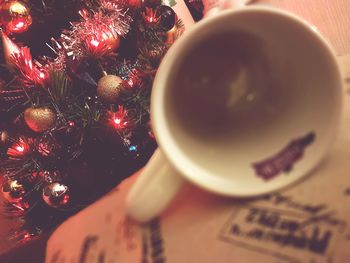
[[152, 7, 342, 196]]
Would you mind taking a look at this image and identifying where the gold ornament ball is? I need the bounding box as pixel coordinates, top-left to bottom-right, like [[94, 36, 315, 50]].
[[1, 178, 26, 203], [24, 107, 56, 132], [97, 75, 123, 103], [0, 1, 32, 34], [0, 130, 9, 145], [42, 182, 70, 208]]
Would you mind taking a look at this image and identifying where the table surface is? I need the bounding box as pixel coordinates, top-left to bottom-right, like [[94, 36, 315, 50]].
[[0, 0, 350, 258]]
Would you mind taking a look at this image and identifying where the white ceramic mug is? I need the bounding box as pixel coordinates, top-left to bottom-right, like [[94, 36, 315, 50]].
[[126, 6, 343, 222]]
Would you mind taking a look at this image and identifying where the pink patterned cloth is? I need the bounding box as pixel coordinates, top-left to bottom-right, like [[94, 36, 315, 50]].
[[257, 0, 350, 55], [202, 0, 350, 55]]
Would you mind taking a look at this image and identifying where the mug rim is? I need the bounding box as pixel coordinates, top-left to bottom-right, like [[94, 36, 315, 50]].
[[151, 6, 343, 197]]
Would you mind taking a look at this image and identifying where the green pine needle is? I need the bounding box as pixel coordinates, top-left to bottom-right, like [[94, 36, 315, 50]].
[[47, 71, 72, 104]]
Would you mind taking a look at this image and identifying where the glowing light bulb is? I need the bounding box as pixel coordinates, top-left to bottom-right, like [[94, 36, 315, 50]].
[[114, 118, 121, 125], [127, 78, 134, 86], [16, 146, 24, 152], [90, 39, 100, 47], [15, 21, 25, 29], [39, 72, 46, 79]]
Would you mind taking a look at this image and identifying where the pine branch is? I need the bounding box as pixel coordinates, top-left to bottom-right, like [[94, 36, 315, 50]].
[[47, 71, 72, 104], [0, 0, 182, 240]]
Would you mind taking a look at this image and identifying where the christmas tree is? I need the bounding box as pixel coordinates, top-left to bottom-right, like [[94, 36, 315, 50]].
[[0, 0, 185, 241]]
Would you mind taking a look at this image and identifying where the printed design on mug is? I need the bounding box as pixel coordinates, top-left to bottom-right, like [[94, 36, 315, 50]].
[[252, 132, 316, 181]]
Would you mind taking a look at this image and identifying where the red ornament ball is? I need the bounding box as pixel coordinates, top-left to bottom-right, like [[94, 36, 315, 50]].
[[156, 5, 176, 31], [141, 0, 162, 8], [1, 178, 26, 203], [105, 34, 120, 52], [128, 0, 142, 8], [0, 1, 32, 34], [42, 182, 70, 208], [87, 30, 120, 57]]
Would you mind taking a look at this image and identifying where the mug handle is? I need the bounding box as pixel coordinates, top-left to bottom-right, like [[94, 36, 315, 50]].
[[126, 149, 184, 222], [127, 0, 248, 223]]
